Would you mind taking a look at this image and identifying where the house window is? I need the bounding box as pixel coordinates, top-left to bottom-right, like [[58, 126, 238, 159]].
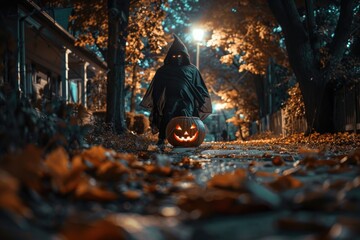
[[69, 80, 78, 103]]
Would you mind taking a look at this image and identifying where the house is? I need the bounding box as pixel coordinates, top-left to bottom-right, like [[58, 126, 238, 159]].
[[0, 0, 107, 108]]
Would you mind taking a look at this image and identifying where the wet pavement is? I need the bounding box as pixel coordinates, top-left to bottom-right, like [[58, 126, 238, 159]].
[[1, 141, 359, 240], [152, 142, 360, 239]]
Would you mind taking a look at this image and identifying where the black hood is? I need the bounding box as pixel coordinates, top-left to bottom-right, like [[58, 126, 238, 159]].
[[164, 34, 191, 65]]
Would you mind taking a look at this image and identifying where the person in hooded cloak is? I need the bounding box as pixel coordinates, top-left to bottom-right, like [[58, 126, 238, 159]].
[[140, 34, 212, 146]]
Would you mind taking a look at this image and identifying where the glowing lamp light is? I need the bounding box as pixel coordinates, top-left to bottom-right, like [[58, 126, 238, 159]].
[[214, 103, 227, 111], [192, 28, 205, 42]]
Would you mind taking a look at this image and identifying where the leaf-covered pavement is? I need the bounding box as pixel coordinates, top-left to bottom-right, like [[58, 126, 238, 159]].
[[1, 133, 360, 240]]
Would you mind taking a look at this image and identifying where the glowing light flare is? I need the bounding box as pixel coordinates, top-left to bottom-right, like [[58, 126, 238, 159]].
[[192, 28, 204, 42], [214, 103, 227, 111]]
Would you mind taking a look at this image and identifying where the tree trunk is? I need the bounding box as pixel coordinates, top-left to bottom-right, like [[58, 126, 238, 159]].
[[237, 122, 245, 141], [252, 74, 265, 119], [298, 74, 334, 134], [0, 4, 19, 99], [106, 0, 117, 126], [129, 63, 137, 113], [106, 0, 130, 134], [233, 106, 245, 141], [267, 0, 354, 134]]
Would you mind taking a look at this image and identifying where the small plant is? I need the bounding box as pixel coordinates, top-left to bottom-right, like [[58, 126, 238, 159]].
[[126, 112, 150, 134], [282, 83, 306, 134], [0, 91, 89, 156]]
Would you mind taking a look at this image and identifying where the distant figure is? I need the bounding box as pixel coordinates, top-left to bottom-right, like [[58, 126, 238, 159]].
[[221, 129, 228, 141], [140, 34, 212, 147]]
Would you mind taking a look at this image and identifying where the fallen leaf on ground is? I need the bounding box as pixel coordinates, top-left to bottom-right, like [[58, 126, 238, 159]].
[[267, 175, 303, 191], [272, 156, 285, 166], [346, 149, 360, 165], [177, 187, 270, 217], [282, 166, 307, 176], [60, 218, 126, 240], [45, 148, 85, 194], [96, 161, 129, 181], [144, 165, 172, 176], [75, 178, 118, 201], [300, 157, 338, 169], [114, 153, 138, 165], [122, 190, 142, 200], [1, 144, 43, 190], [207, 169, 247, 190], [254, 171, 279, 178], [298, 147, 324, 156], [81, 146, 113, 167], [0, 170, 31, 217]]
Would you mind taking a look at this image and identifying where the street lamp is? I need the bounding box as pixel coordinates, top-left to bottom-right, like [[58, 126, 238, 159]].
[[192, 28, 204, 70]]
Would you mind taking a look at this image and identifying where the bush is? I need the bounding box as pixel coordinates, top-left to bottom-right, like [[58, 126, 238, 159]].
[[282, 83, 306, 134], [91, 111, 150, 134], [0, 92, 88, 156], [92, 110, 106, 123], [126, 112, 150, 134]]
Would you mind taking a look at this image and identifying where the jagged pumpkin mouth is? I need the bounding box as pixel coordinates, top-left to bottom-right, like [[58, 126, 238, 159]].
[[173, 131, 199, 142]]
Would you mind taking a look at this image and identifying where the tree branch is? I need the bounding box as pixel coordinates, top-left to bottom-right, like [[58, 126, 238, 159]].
[[95, 42, 106, 60], [268, 0, 307, 40], [232, 59, 240, 69], [267, 0, 287, 28], [305, 0, 320, 64], [329, 0, 354, 64], [130, 0, 140, 6]]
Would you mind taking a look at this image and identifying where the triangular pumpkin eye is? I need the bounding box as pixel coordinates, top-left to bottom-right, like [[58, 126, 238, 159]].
[[190, 124, 196, 129], [176, 124, 182, 130]]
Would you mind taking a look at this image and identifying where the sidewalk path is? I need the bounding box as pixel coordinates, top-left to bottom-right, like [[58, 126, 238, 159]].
[[1, 140, 359, 240], [157, 141, 360, 239]]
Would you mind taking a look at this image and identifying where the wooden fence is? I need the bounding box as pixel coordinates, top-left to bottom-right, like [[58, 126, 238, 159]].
[[253, 83, 360, 136], [334, 83, 360, 132]]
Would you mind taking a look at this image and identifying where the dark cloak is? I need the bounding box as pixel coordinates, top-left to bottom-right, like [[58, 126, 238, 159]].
[[140, 34, 212, 134]]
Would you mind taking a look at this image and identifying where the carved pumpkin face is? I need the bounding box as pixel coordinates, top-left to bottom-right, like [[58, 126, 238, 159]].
[[173, 122, 199, 142], [166, 116, 206, 147]]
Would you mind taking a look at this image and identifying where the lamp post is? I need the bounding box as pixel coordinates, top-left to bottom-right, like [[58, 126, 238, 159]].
[[192, 28, 204, 70]]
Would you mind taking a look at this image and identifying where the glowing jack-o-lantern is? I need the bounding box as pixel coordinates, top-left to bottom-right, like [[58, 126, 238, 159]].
[[166, 116, 206, 147]]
